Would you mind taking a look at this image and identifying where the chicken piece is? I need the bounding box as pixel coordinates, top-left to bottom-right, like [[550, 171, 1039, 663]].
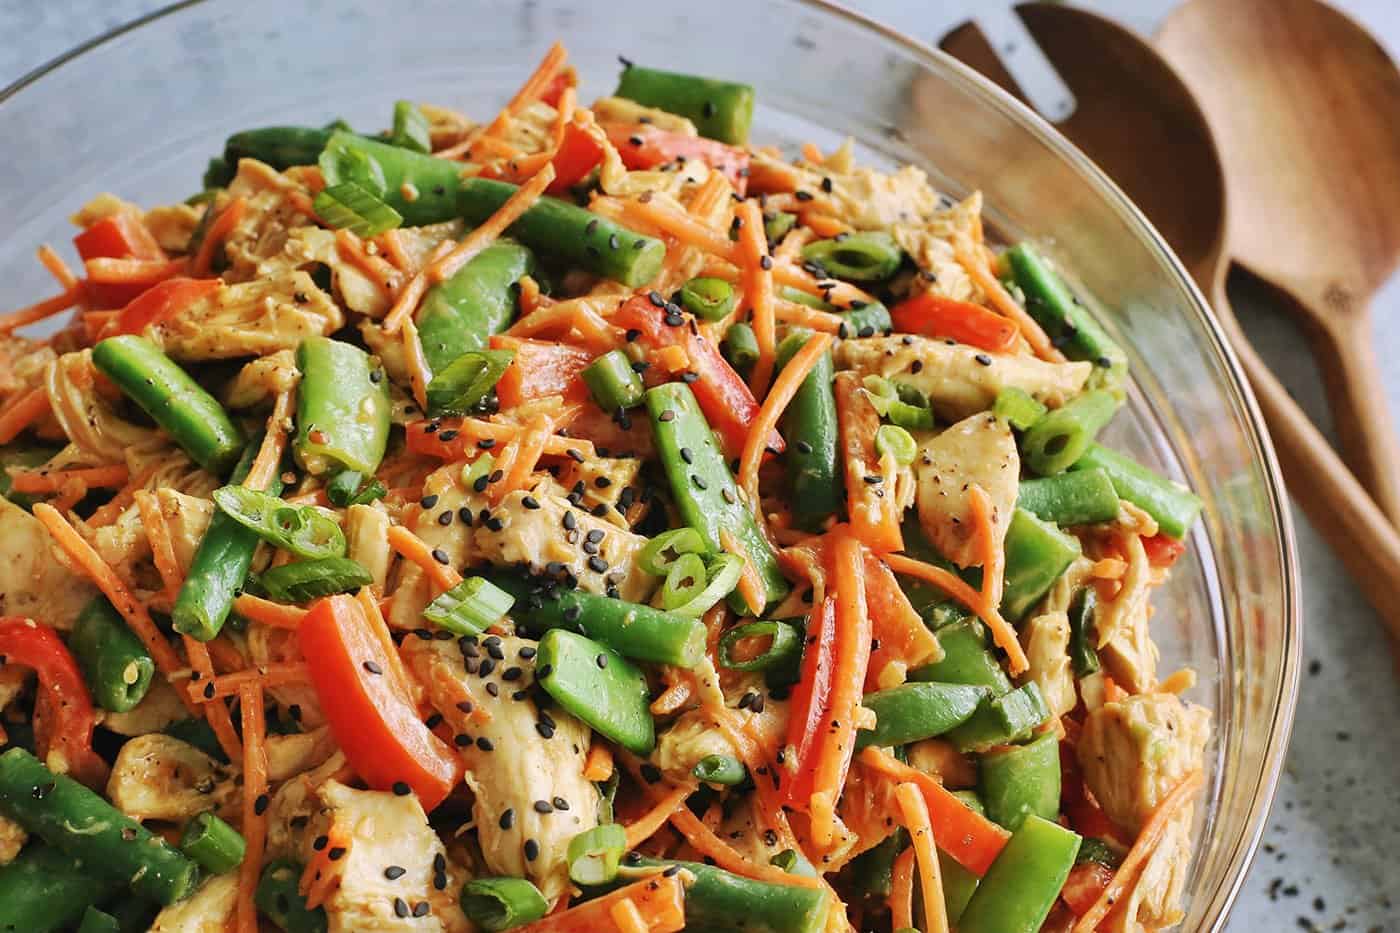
[[150, 873, 238, 933], [308, 780, 470, 933], [550, 456, 643, 530], [0, 497, 96, 630], [1103, 813, 1194, 933], [472, 482, 655, 603], [836, 336, 1093, 422], [45, 350, 164, 464], [347, 502, 394, 590], [98, 678, 188, 735], [246, 623, 323, 729], [828, 164, 943, 232], [0, 337, 54, 397], [404, 634, 598, 901], [154, 488, 215, 571], [143, 203, 203, 254], [389, 467, 474, 631], [106, 733, 239, 823], [0, 815, 25, 866], [652, 709, 738, 784], [221, 160, 316, 281], [592, 96, 699, 135], [222, 349, 301, 410], [1018, 611, 1076, 719], [1093, 531, 1158, 694], [266, 726, 337, 783], [149, 271, 342, 362], [914, 413, 1018, 568], [905, 738, 976, 789], [890, 192, 984, 304]]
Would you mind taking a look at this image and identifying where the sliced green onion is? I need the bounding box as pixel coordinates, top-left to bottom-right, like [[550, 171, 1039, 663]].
[[994, 386, 1048, 431], [802, 232, 903, 282], [325, 470, 387, 508], [312, 181, 403, 237], [875, 424, 917, 465], [763, 211, 798, 244], [770, 848, 819, 877], [566, 824, 627, 886], [319, 134, 388, 196], [693, 754, 747, 786], [840, 301, 892, 338], [895, 381, 930, 408], [258, 557, 373, 603], [427, 349, 516, 417], [389, 100, 432, 154], [582, 350, 646, 411], [864, 376, 934, 430], [666, 553, 744, 618], [722, 321, 759, 372], [718, 619, 801, 671], [638, 527, 708, 576], [886, 399, 935, 431], [460, 877, 549, 932], [179, 811, 246, 874], [781, 286, 835, 311], [660, 552, 708, 611], [212, 486, 347, 559], [424, 576, 515, 636], [678, 276, 737, 322], [461, 452, 496, 489]]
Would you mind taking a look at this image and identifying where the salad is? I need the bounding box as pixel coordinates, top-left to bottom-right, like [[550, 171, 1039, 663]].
[[0, 40, 1210, 933]]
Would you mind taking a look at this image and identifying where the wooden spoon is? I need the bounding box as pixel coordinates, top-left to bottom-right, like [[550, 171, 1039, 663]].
[[1159, 0, 1400, 524], [941, 3, 1400, 650]]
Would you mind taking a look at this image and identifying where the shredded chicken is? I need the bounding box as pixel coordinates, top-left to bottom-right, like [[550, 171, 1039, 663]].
[[890, 192, 984, 304], [222, 349, 301, 410], [0, 497, 97, 629], [106, 733, 239, 823], [592, 96, 698, 134], [914, 412, 1019, 568], [150, 874, 238, 933], [346, 502, 394, 590], [149, 271, 343, 361], [44, 350, 164, 465], [1019, 610, 1077, 719], [1094, 531, 1158, 694]]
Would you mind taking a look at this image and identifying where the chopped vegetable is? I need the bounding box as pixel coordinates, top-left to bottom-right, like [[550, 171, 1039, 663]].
[[179, 810, 248, 874], [295, 336, 392, 476], [678, 276, 738, 321], [802, 232, 903, 282], [423, 575, 515, 636], [567, 823, 628, 885], [614, 65, 755, 143], [536, 629, 655, 755], [460, 877, 550, 931], [212, 485, 347, 560], [584, 349, 647, 411], [257, 556, 374, 603], [68, 596, 155, 713]]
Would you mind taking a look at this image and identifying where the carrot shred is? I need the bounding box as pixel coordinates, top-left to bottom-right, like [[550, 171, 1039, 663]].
[[406, 416, 596, 460], [376, 228, 413, 272], [735, 199, 777, 396], [512, 873, 686, 933], [491, 412, 554, 504], [583, 740, 615, 782], [801, 212, 849, 239], [957, 248, 1062, 362], [739, 331, 829, 509], [245, 388, 293, 493], [649, 680, 691, 716], [334, 229, 400, 299], [0, 388, 50, 445], [83, 257, 185, 286], [968, 484, 1006, 611], [624, 781, 694, 849], [235, 681, 268, 933], [1072, 771, 1205, 933], [86, 462, 162, 527], [187, 662, 311, 702], [31, 503, 198, 713], [890, 847, 916, 930], [387, 524, 464, 592], [300, 822, 352, 909], [401, 315, 432, 412], [896, 781, 951, 933], [0, 289, 80, 335], [38, 245, 79, 290], [231, 594, 307, 629], [7, 463, 128, 495], [183, 636, 244, 762], [135, 490, 183, 604], [1158, 668, 1196, 695], [191, 196, 247, 277], [669, 804, 820, 889], [439, 42, 568, 162], [718, 529, 766, 618]]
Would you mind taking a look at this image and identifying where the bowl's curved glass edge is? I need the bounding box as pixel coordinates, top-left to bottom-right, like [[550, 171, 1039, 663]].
[[0, 1, 1301, 929]]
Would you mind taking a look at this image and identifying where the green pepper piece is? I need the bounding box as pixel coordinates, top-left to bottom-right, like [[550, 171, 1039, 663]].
[[1069, 443, 1203, 539], [909, 619, 1012, 696], [417, 241, 537, 375], [1020, 389, 1120, 476], [614, 66, 755, 144], [629, 858, 829, 933], [946, 683, 1051, 753], [91, 335, 245, 475], [854, 682, 989, 750], [1016, 468, 1120, 526], [294, 337, 390, 476], [254, 859, 328, 933], [68, 597, 154, 713], [211, 485, 346, 560], [0, 844, 124, 933], [1004, 243, 1126, 378], [536, 630, 654, 755], [978, 732, 1062, 832], [319, 131, 464, 226], [957, 815, 1081, 933], [1001, 508, 1081, 622], [776, 330, 840, 531]]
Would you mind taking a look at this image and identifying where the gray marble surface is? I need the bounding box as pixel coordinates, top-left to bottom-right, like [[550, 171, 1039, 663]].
[[4, 1, 1398, 929]]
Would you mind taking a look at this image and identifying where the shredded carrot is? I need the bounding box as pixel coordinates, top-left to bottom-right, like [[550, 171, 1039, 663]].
[[1158, 668, 1196, 694], [404, 637, 490, 724], [492, 412, 554, 504], [669, 804, 820, 889], [183, 636, 243, 762], [32, 503, 197, 712], [1103, 674, 1128, 704], [235, 681, 267, 933], [896, 781, 950, 933], [1073, 771, 1204, 933], [7, 463, 128, 494], [506, 301, 578, 339], [0, 289, 80, 335], [968, 484, 1006, 610], [191, 196, 247, 277], [231, 594, 307, 629], [625, 781, 694, 849], [37, 245, 79, 290], [609, 899, 650, 933], [0, 388, 50, 445], [512, 873, 686, 933], [84, 256, 185, 286], [245, 388, 293, 492], [736, 199, 777, 395], [518, 274, 545, 315], [657, 171, 731, 290], [649, 680, 691, 716], [300, 822, 352, 909], [719, 529, 766, 618], [957, 248, 1062, 362], [407, 416, 596, 460], [890, 847, 916, 930], [772, 297, 842, 333], [376, 228, 413, 272], [551, 85, 578, 146], [437, 42, 568, 162], [84, 462, 160, 527], [801, 212, 849, 239], [334, 228, 400, 299], [188, 662, 311, 703], [401, 315, 432, 411], [592, 195, 737, 263], [739, 331, 830, 509], [135, 490, 183, 603], [583, 740, 614, 782], [387, 524, 464, 592]]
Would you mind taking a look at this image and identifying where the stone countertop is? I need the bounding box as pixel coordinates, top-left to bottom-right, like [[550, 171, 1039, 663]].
[[4, 1, 1398, 929]]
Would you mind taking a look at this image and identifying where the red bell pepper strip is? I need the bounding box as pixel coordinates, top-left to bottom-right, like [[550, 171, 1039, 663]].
[[1060, 861, 1115, 916], [889, 291, 1018, 353], [833, 371, 903, 553], [113, 277, 220, 335], [603, 123, 750, 196], [863, 552, 940, 690], [73, 212, 168, 308], [490, 335, 593, 409], [538, 67, 577, 108], [547, 123, 606, 193], [611, 295, 780, 459], [298, 595, 461, 811], [779, 595, 836, 808], [0, 617, 108, 789], [1141, 532, 1187, 568]]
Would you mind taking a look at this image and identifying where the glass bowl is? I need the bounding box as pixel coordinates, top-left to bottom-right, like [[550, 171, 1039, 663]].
[[0, 1, 1299, 928]]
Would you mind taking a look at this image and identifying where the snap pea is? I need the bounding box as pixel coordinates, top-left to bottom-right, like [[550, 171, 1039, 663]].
[[325, 469, 386, 508], [909, 619, 1012, 695], [91, 335, 244, 475], [776, 330, 840, 530], [254, 859, 328, 933], [536, 629, 655, 755], [847, 831, 904, 902], [0, 748, 199, 905], [721, 320, 760, 372], [179, 811, 246, 874], [319, 131, 463, 226], [940, 850, 980, 924], [457, 179, 666, 287], [1001, 508, 1081, 622], [979, 732, 1062, 832], [295, 337, 391, 477], [1016, 468, 1120, 526], [211, 485, 346, 560], [1070, 443, 1203, 539], [417, 241, 537, 375], [68, 596, 154, 713], [223, 125, 337, 174], [1068, 587, 1101, 677], [630, 857, 829, 933], [946, 683, 1051, 753], [1021, 389, 1120, 475], [0, 844, 123, 933], [854, 682, 989, 750], [1004, 243, 1126, 379], [957, 815, 1081, 933], [801, 232, 903, 282], [614, 66, 755, 144], [257, 557, 373, 604]]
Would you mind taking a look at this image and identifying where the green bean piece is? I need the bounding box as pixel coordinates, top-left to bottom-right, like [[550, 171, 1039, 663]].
[[211, 485, 346, 560], [693, 754, 748, 786], [0, 749, 199, 905], [319, 131, 463, 225], [763, 211, 798, 244], [254, 859, 328, 933], [179, 811, 246, 874], [389, 100, 432, 153], [583, 350, 647, 412], [0, 844, 124, 933], [854, 682, 989, 750], [257, 557, 373, 604], [801, 233, 903, 282], [909, 619, 1012, 695], [76, 906, 121, 933], [839, 301, 893, 338], [718, 620, 802, 672], [776, 329, 841, 530], [1000, 508, 1082, 621], [629, 857, 829, 933], [295, 337, 391, 477], [993, 386, 1047, 431], [172, 437, 283, 641], [422, 576, 515, 636], [957, 815, 1081, 933], [417, 242, 537, 374], [1070, 444, 1203, 539], [91, 336, 245, 475], [1068, 587, 1101, 677], [1004, 242, 1126, 379], [946, 683, 1051, 753], [68, 596, 154, 713], [536, 629, 654, 755], [678, 276, 738, 321], [614, 65, 755, 144], [721, 320, 760, 372], [1016, 468, 1120, 526], [223, 125, 337, 174], [1021, 389, 1120, 475], [460, 877, 549, 931], [567, 824, 627, 886], [457, 179, 666, 287], [979, 732, 1062, 832]]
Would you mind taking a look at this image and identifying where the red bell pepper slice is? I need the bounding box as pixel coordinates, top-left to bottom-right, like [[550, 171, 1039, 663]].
[[73, 212, 168, 309], [889, 291, 1018, 353], [490, 335, 593, 410], [298, 595, 461, 811], [113, 277, 220, 335], [547, 122, 607, 193], [779, 595, 836, 807], [1060, 860, 1115, 916], [863, 553, 940, 690], [1141, 532, 1187, 568], [603, 123, 750, 196], [0, 617, 107, 789], [538, 67, 576, 108], [611, 295, 780, 459]]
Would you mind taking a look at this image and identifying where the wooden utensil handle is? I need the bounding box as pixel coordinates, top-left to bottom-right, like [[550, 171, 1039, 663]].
[[1214, 283, 1400, 650]]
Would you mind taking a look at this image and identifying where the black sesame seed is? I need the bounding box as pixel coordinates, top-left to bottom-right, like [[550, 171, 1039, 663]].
[[500, 808, 515, 829], [413, 901, 430, 918], [533, 799, 554, 814], [691, 474, 708, 490], [420, 494, 439, 509], [588, 556, 609, 573], [522, 495, 541, 510], [975, 353, 993, 366], [328, 846, 346, 861], [454, 734, 472, 747], [795, 440, 813, 455], [437, 510, 452, 526], [595, 652, 609, 669], [432, 548, 450, 565], [585, 218, 599, 235], [567, 448, 585, 463], [524, 839, 540, 861], [313, 835, 329, 851], [393, 897, 410, 918], [438, 429, 459, 441], [563, 511, 577, 530], [425, 712, 444, 729], [392, 780, 411, 796], [760, 255, 773, 270], [477, 737, 494, 751], [363, 660, 384, 675], [385, 865, 406, 880], [478, 438, 497, 449]]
